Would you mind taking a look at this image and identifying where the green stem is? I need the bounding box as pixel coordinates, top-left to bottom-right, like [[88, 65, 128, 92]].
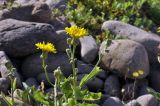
[[41, 53, 55, 87], [54, 79, 58, 106], [10, 77, 14, 106], [70, 39, 78, 106]]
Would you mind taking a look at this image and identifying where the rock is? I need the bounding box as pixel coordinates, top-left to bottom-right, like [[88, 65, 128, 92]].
[[104, 74, 120, 97], [125, 100, 140, 106], [0, 0, 7, 5], [99, 39, 149, 79], [25, 77, 38, 87], [0, 78, 9, 93], [77, 74, 104, 92], [149, 70, 160, 92], [136, 79, 149, 96], [14, 0, 38, 5], [22, 52, 72, 78], [37, 72, 55, 86], [0, 19, 57, 57], [102, 20, 160, 63], [55, 30, 69, 52], [0, 51, 22, 88], [32, 2, 51, 23], [136, 94, 158, 106], [79, 36, 98, 63], [77, 60, 93, 74], [45, 0, 67, 12], [102, 97, 123, 106], [0, 5, 34, 21], [77, 60, 107, 80], [49, 16, 70, 31]]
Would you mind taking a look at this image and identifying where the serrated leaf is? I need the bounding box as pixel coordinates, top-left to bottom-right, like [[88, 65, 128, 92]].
[[80, 66, 102, 88]]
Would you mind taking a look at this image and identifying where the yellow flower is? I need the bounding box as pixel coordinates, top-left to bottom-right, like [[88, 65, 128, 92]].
[[35, 42, 56, 53], [65, 26, 88, 38], [132, 72, 139, 77], [138, 70, 144, 75]]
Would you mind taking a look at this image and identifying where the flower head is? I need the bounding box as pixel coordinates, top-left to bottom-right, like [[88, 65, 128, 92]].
[[132, 72, 139, 77], [65, 26, 88, 38], [35, 42, 56, 53], [138, 70, 144, 75]]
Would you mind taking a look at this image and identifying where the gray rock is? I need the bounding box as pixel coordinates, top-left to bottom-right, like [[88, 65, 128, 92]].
[[37, 72, 55, 86], [0, 19, 57, 57], [14, 0, 38, 5], [102, 20, 160, 63], [77, 60, 107, 80], [0, 0, 7, 5], [49, 16, 70, 31], [0, 78, 9, 93], [136, 94, 158, 106], [102, 97, 123, 106], [77, 74, 104, 92], [32, 2, 51, 23], [22, 52, 72, 78], [25, 77, 38, 87], [79, 36, 98, 63], [104, 74, 120, 97], [0, 51, 22, 88], [55, 30, 69, 52], [45, 0, 67, 12], [0, 5, 34, 21], [125, 100, 140, 106], [99, 39, 149, 79]]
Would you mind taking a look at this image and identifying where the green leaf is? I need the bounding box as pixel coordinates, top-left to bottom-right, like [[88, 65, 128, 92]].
[[33, 90, 49, 106], [80, 90, 102, 101], [147, 88, 160, 100], [13, 78, 17, 91], [80, 66, 102, 88], [78, 103, 98, 106]]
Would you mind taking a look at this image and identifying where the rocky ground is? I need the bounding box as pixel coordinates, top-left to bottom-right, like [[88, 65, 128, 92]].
[[0, 0, 160, 106]]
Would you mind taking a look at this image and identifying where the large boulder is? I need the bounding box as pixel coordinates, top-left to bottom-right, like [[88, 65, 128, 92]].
[[99, 39, 149, 79], [0, 19, 57, 57], [21, 52, 72, 78], [102, 20, 160, 63]]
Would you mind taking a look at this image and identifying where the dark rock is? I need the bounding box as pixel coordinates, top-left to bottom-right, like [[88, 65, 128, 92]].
[[79, 36, 98, 63], [99, 39, 149, 79], [0, 19, 57, 57], [37, 72, 55, 86], [102, 97, 123, 106], [55, 30, 69, 52], [0, 5, 34, 21], [77, 74, 104, 92], [136, 94, 158, 106], [25, 77, 38, 87], [32, 2, 51, 23], [77, 60, 107, 80], [102, 20, 160, 63], [0, 78, 9, 93], [104, 74, 120, 97], [22, 52, 72, 78]]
